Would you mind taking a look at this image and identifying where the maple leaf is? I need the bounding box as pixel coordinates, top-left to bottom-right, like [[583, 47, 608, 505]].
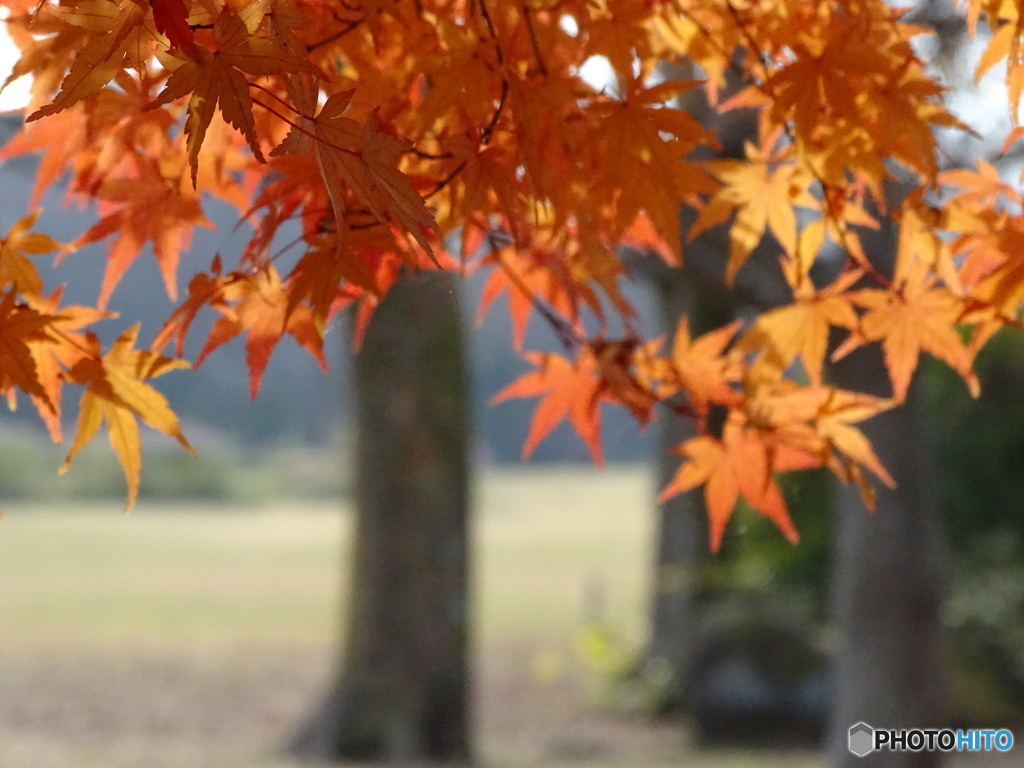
[[27, 0, 148, 121], [589, 78, 715, 256], [73, 160, 211, 308], [659, 417, 799, 552], [735, 269, 861, 386], [973, 15, 1024, 124], [0, 293, 59, 410], [841, 257, 979, 402], [271, 90, 438, 255], [62, 325, 193, 509], [764, 4, 959, 189], [152, 0, 195, 48], [153, 255, 232, 357], [476, 233, 590, 350], [23, 287, 114, 443], [491, 349, 609, 466], [813, 389, 896, 508], [896, 193, 962, 295], [590, 338, 659, 426], [660, 378, 895, 550], [691, 143, 815, 284], [940, 158, 1021, 211], [438, 138, 524, 232], [650, 317, 744, 417], [744, 380, 895, 482], [148, 9, 320, 185], [0, 212, 61, 299], [194, 268, 327, 399]]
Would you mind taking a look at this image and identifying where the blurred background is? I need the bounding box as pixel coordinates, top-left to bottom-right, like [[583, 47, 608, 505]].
[[4, 1, 1024, 765]]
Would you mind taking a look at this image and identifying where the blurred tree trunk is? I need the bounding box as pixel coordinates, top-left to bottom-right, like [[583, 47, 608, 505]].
[[825, 5, 965, 764], [644, 266, 730, 711], [290, 271, 472, 764], [642, 58, 781, 712], [826, 192, 948, 766], [827, 351, 947, 768]]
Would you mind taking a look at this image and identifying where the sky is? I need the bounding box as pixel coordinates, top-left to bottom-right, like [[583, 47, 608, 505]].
[[0, 34, 30, 111]]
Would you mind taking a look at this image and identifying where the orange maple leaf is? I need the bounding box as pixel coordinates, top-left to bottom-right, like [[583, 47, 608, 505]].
[[148, 9, 319, 185], [74, 161, 210, 307], [652, 317, 744, 417], [194, 268, 327, 399], [764, 5, 958, 189], [62, 325, 193, 509], [271, 89, 438, 255], [491, 349, 609, 465], [659, 416, 799, 552], [476, 229, 606, 350], [23, 287, 114, 443], [0, 293, 58, 410], [842, 257, 978, 402], [590, 78, 715, 256]]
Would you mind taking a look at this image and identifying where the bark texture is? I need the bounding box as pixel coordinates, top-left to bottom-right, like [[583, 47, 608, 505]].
[[290, 271, 472, 764]]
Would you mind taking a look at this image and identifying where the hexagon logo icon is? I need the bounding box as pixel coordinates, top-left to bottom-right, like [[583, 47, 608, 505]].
[[849, 722, 875, 757]]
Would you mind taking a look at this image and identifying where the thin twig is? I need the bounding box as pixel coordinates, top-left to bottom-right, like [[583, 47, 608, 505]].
[[521, 6, 548, 76]]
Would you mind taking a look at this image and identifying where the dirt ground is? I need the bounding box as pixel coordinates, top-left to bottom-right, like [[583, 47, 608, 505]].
[[0, 637, 814, 768], [1, 639, 1018, 768]]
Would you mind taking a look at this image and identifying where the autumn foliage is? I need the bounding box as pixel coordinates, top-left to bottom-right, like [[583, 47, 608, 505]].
[[0, 0, 1021, 546]]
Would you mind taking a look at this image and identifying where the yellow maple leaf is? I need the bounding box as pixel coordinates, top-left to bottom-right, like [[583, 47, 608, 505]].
[[62, 325, 193, 509], [691, 143, 814, 284], [741, 379, 895, 513], [0, 211, 63, 300], [735, 269, 861, 386], [813, 389, 895, 496], [27, 0, 148, 121]]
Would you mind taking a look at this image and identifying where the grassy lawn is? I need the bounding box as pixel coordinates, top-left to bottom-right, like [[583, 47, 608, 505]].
[[0, 466, 655, 652], [0, 466, 1013, 767], [0, 466, 677, 767]]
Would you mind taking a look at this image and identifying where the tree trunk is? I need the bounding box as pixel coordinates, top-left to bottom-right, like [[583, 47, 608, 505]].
[[290, 271, 472, 764], [644, 268, 731, 711], [826, 311, 947, 768]]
